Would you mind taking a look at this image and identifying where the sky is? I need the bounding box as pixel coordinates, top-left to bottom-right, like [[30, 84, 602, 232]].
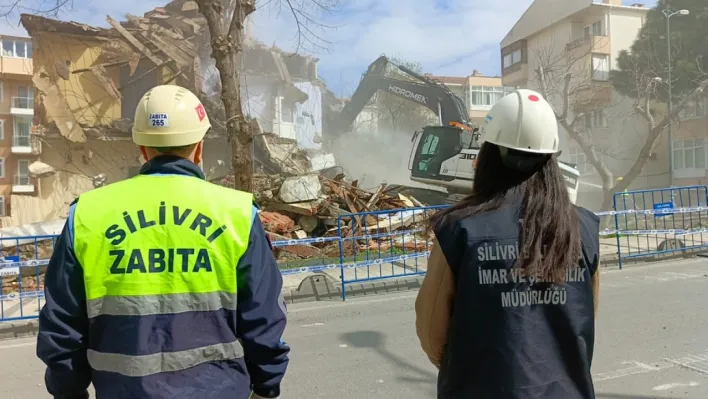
[[0, 0, 657, 96]]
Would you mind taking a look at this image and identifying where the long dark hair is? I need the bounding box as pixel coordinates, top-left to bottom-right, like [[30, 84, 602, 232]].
[[429, 142, 581, 284]]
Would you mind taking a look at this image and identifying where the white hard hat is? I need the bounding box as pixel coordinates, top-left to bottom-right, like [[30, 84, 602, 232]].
[[480, 89, 559, 154], [132, 85, 211, 147]]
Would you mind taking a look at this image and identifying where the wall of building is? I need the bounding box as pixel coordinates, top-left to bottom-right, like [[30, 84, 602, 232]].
[[501, 0, 588, 48], [0, 59, 36, 219], [608, 9, 645, 70], [32, 33, 121, 126], [9, 139, 140, 225], [293, 81, 323, 150], [241, 74, 275, 133], [32, 32, 177, 128]]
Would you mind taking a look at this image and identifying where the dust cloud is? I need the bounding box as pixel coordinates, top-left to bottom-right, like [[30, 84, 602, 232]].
[[326, 128, 443, 192]]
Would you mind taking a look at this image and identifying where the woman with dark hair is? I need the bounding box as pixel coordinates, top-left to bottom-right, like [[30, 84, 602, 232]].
[[415, 89, 601, 399]]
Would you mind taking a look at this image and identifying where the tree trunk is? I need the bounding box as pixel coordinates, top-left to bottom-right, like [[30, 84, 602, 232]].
[[197, 0, 255, 192]]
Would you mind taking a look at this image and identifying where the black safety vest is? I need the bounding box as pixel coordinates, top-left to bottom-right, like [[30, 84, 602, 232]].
[[434, 200, 600, 399]]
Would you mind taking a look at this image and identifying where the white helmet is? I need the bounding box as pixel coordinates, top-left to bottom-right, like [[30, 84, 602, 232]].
[[132, 85, 211, 147], [480, 89, 559, 154]]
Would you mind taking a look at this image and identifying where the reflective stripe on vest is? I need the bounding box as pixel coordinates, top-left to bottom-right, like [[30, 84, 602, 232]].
[[73, 173, 253, 376], [87, 340, 245, 377]]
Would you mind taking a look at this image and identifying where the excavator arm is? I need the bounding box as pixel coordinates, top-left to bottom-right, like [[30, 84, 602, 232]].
[[334, 55, 473, 135]]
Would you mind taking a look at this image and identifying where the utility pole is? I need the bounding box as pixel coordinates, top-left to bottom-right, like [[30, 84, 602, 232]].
[[662, 3, 690, 186]]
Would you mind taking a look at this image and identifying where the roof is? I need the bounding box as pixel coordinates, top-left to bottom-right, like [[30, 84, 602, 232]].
[[0, 33, 31, 40], [500, 0, 648, 48], [20, 0, 193, 37], [20, 14, 117, 37]]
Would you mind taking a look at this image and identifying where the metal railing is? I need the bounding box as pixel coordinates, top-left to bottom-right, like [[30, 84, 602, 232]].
[[0, 235, 58, 321], [612, 185, 708, 268], [12, 135, 30, 147], [11, 96, 32, 109], [3, 185, 708, 321]]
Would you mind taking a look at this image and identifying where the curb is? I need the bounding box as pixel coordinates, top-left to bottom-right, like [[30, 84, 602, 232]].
[[0, 319, 38, 340], [282, 274, 424, 304]]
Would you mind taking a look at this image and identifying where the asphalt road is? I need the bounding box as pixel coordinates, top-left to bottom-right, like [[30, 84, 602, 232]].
[[1, 259, 707, 398]]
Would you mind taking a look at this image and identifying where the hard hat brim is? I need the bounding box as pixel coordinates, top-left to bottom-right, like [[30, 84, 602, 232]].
[[132, 127, 209, 147]]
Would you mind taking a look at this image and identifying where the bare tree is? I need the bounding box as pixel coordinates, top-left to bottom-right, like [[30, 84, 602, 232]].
[[195, 0, 338, 191], [529, 37, 708, 211], [0, 0, 72, 18]]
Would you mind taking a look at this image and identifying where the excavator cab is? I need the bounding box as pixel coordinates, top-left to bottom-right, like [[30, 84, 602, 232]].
[[408, 125, 480, 181]]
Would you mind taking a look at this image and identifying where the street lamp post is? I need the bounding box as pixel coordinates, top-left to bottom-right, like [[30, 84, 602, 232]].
[[662, 4, 690, 186]]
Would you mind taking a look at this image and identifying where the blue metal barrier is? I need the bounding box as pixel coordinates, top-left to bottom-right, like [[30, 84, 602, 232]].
[[0, 235, 58, 321], [272, 235, 341, 276], [337, 205, 447, 300], [5, 188, 707, 313], [611, 185, 708, 268]]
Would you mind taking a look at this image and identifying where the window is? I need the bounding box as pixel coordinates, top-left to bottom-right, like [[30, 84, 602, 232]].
[[15, 85, 33, 109], [13, 118, 31, 146], [0, 81, 3, 101], [0, 120, 4, 140], [591, 54, 609, 81], [1, 39, 32, 59], [679, 95, 707, 120], [0, 157, 5, 178], [468, 86, 514, 108], [16, 159, 30, 185], [585, 21, 603, 37], [276, 97, 295, 123], [673, 138, 706, 170], [420, 134, 440, 155], [460, 130, 481, 149], [503, 49, 522, 69], [584, 109, 608, 129], [568, 147, 593, 175], [0, 196, 5, 217]]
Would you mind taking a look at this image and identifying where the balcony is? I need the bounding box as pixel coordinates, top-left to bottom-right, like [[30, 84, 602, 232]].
[[573, 84, 612, 110], [0, 56, 32, 76], [12, 134, 40, 154], [502, 63, 529, 87], [12, 175, 34, 193], [10, 97, 33, 116], [565, 35, 610, 60]]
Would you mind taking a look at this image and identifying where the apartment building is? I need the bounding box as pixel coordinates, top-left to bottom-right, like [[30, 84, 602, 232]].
[[426, 71, 513, 126], [0, 35, 36, 220], [499, 0, 666, 209]]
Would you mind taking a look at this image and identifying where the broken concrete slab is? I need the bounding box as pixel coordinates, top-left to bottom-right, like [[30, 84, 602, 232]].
[[279, 174, 322, 203], [29, 161, 56, 178], [33, 71, 86, 143]]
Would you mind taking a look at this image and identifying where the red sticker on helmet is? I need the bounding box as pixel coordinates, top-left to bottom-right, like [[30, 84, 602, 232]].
[[195, 104, 206, 121], [528, 95, 539, 102]]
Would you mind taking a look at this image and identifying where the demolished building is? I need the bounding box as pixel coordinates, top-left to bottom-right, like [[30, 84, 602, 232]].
[[13, 0, 340, 227], [7, 0, 438, 272]]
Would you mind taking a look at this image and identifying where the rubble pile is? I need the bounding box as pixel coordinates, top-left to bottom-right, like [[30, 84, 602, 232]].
[[15, 0, 442, 270], [0, 239, 54, 293], [213, 135, 435, 262]]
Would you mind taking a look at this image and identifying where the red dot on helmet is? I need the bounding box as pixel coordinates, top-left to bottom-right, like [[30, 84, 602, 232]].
[[528, 95, 539, 102]]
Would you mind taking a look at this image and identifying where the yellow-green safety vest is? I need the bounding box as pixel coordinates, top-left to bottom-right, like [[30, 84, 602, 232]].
[[72, 173, 253, 377]]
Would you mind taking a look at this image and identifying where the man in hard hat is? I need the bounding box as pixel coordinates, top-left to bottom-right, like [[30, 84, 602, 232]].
[[36, 85, 289, 399]]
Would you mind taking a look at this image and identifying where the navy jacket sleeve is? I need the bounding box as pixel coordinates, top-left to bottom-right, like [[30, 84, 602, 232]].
[[36, 203, 91, 399], [236, 206, 290, 398]]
